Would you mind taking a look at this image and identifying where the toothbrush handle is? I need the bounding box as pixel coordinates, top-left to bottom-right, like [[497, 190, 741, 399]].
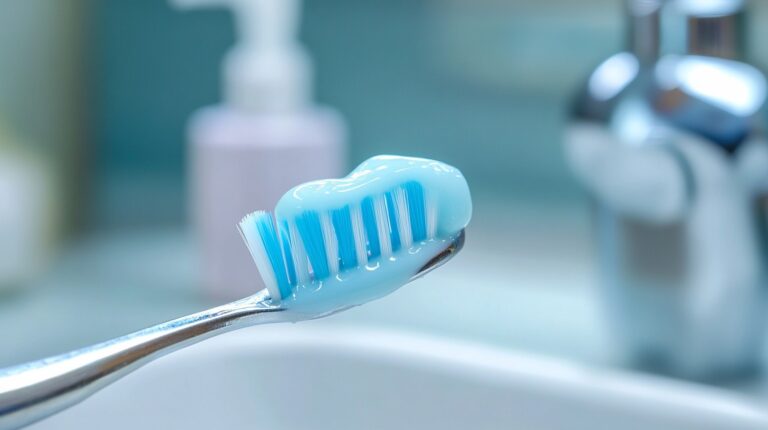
[[0, 289, 283, 430]]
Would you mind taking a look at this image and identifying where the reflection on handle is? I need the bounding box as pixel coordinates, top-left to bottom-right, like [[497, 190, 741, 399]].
[[0, 289, 283, 430]]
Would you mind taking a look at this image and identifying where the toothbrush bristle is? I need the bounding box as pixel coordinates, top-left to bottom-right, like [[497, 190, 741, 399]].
[[240, 181, 436, 301], [404, 181, 427, 242], [384, 192, 402, 252], [279, 221, 297, 286], [320, 212, 340, 276], [295, 211, 330, 280], [238, 211, 292, 301], [392, 187, 412, 249], [349, 204, 369, 266], [373, 194, 393, 258], [286, 220, 310, 285], [331, 206, 358, 270], [360, 197, 381, 259]]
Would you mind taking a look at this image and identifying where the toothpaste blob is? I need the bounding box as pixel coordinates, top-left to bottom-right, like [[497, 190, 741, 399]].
[[243, 155, 472, 316], [276, 156, 472, 239]]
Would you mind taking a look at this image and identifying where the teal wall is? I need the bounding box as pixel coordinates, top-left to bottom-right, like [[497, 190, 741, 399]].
[[90, 0, 625, 228], [6, 1, 768, 229]]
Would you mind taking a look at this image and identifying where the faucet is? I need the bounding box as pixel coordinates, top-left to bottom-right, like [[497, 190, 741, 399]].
[[566, 0, 768, 380]]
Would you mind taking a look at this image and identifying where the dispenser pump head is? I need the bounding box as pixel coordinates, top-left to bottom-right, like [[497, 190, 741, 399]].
[[171, 0, 312, 112]]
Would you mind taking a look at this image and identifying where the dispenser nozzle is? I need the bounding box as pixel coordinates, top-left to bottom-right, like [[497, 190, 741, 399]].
[[170, 0, 312, 112]]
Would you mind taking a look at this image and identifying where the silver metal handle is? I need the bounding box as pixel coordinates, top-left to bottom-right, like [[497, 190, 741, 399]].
[[0, 289, 283, 430]]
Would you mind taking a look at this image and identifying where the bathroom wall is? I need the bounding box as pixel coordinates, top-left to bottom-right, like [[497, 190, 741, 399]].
[[86, 0, 623, 229], [82, 0, 768, 228]]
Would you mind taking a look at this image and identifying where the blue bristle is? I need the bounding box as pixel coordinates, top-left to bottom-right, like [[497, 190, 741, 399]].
[[280, 221, 297, 286], [264, 183, 428, 287], [360, 197, 380, 258], [385, 192, 401, 251], [254, 213, 292, 299], [404, 181, 427, 242], [295, 211, 330, 280], [332, 206, 357, 270]]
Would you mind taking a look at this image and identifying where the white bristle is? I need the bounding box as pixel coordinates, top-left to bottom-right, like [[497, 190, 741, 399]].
[[393, 187, 412, 248], [426, 190, 438, 239], [373, 195, 392, 258], [287, 221, 311, 285], [238, 211, 280, 300], [350, 204, 368, 266], [320, 212, 339, 276]]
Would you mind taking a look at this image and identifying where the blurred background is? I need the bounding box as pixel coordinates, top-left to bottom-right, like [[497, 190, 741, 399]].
[[2, 0, 630, 231], [2, 0, 768, 425]]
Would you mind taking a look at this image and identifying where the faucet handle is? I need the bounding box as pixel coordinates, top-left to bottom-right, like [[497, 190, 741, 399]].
[[565, 123, 691, 222]]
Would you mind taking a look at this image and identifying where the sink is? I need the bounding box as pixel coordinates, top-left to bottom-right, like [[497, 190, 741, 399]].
[[29, 325, 768, 430]]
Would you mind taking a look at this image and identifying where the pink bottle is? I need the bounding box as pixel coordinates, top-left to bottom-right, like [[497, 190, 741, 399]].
[[173, 0, 346, 299]]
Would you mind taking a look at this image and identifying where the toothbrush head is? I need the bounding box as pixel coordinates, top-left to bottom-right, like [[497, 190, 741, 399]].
[[239, 155, 471, 314]]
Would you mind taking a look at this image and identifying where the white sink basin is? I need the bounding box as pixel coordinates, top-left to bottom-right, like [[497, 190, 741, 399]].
[[29, 326, 768, 430]]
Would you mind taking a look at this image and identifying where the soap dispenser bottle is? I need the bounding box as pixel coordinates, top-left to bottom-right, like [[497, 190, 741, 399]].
[[172, 0, 346, 300]]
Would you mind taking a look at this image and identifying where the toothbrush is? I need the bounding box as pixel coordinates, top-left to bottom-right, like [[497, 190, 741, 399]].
[[0, 155, 471, 429]]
